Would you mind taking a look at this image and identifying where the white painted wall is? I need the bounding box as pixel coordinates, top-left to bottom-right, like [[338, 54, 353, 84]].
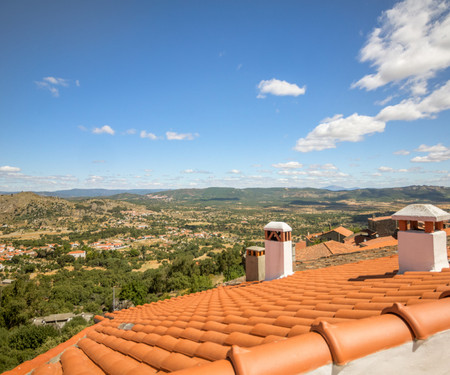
[[307, 329, 450, 375], [265, 239, 293, 280], [398, 230, 448, 273]]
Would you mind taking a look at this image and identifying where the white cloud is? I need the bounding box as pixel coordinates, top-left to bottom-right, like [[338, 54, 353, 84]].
[[416, 144, 448, 153], [294, 113, 386, 152], [86, 175, 105, 184], [75, 80, 80, 87], [34, 76, 77, 97], [78, 125, 88, 132], [376, 80, 450, 121], [43, 77, 69, 86], [378, 165, 411, 173], [275, 163, 347, 178], [257, 79, 306, 98], [140, 130, 157, 140], [411, 143, 450, 162], [307, 170, 348, 178], [375, 95, 395, 106], [353, 0, 450, 93], [272, 161, 303, 169], [0, 166, 20, 172], [0, 171, 78, 190], [126, 129, 137, 135], [309, 163, 338, 170], [278, 170, 306, 176], [166, 131, 198, 140], [93, 125, 115, 135], [228, 169, 242, 174], [92, 160, 105, 164], [181, 169, 211, 174], [378, 166, 395, 172], [394, 149, 410, 155]]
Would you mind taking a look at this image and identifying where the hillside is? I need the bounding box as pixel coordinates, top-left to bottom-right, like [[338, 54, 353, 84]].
[[145, 186, 450, 206], [0, 192, 139, 227]]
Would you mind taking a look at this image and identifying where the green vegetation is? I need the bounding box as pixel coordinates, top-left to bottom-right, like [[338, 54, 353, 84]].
[[0, 317, 90, 373]]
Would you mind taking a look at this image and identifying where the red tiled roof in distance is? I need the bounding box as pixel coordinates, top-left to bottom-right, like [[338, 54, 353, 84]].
[[331, 226, 354, 238], [369, 216, 392, 222], [359, 236, 397, 250], [295, 242, 331, 261]]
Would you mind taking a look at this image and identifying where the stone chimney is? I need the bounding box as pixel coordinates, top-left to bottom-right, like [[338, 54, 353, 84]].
[[245, 246, 265, 281], [392, 204, 450, 273], [264, 221, 293, 280]]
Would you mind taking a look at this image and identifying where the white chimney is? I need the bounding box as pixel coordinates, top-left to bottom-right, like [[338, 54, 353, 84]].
[[392, 204, 450, 273], [264, 221, 293, 280]]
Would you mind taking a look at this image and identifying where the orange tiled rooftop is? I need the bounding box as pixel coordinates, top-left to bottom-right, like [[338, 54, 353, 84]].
[[5, 251, 450, 375]]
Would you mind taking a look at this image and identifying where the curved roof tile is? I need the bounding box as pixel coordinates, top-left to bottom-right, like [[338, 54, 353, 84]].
[[5, 252, 450, 375]]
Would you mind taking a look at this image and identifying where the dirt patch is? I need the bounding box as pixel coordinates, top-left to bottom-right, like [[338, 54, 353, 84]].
[[0, 229, 71, 239], [132, 260, 161, 272]]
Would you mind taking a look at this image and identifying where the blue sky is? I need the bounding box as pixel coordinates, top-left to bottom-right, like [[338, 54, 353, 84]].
[[1, 0, 449, 191]]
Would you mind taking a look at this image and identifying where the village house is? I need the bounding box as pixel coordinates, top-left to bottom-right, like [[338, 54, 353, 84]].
[[367, 215, 397, 237], [306, 225, 353, 246], [67, 250, 86, 259]]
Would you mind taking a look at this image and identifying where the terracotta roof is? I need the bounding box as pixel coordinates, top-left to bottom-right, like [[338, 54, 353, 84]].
[[295, 242, 331, 261], [323, 241, 356, 255], [330, 226, 353, 238], [306, 226, 353, 241], [5, 253, 450, 375], [368, 216, 392, 221], [359, 236, 398, 250], [296, 240, 382, 262]]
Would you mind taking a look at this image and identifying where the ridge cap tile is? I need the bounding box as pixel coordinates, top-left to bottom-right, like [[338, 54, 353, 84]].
[[382, 299, 450, 339], [311, 314, 413, 365]]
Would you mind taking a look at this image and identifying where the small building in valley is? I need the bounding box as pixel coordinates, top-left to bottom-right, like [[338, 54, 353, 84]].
[[368, 215, 397, 237], [306, 226, 353, 246]]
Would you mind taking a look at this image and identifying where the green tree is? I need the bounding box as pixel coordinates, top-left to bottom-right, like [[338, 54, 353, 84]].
[[120, 281, 147, 306]]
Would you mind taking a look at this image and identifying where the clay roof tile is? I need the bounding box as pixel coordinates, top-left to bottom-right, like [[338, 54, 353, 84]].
[[141, 347, 171, 369], [160, 353, 202, 373], [194, 342, 230, 361], [382, 298, 450, 340], [224, 332, 264, 347], [8, 252, 450, 375], [173, 339, 201, 357], [311, 314, 413, 365]]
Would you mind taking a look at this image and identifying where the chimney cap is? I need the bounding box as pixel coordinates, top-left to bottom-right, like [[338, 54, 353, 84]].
[[392, 204, 450, 222], [264, 221, 292, 232], [246, 246, 265, 251]]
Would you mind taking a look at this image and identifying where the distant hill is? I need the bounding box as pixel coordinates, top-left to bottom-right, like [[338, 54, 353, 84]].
[[145, 186, 450, 206], [0, 192, 140, 226], [0, 188, 168, 198]]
